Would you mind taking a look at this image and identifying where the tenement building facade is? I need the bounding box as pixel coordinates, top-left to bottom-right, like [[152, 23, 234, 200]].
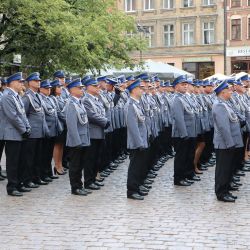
[[226, 0, 250, 74], [117, 0, 225, 79]]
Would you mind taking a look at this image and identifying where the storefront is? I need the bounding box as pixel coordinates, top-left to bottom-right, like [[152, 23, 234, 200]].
[[182, 57, 215, 79], [227, 47, 250, 74]]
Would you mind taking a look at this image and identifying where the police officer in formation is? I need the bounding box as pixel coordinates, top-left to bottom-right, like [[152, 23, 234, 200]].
[[0, 70, 250, 203]]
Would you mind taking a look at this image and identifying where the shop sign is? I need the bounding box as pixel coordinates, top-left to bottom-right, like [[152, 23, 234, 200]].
[[227, 47, 250, 57]]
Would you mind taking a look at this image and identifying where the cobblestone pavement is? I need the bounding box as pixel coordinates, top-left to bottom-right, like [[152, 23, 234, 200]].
[[0, 155, 250, 250]]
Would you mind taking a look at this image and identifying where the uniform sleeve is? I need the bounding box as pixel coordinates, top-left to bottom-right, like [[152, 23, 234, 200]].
[[213, 103, 235, 148], [83, 98, 108, 128], [2, 95, 27, 134], [126, 104, 143, 149], [22, 95, 30, 113], [66, 103, 82, 147], [172, 97, 188, 138]]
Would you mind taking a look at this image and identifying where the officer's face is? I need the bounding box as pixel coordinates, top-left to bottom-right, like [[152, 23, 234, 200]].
[[204, 86, 213, 94], [99, 81, 107, 90], [106, 84, 113, 92], [10, 80, 23, 93], [29, 80, 40, 90], [132, 86, 143, 98], [40, 88, 51, 96], [55, 86, 62, 95], [175, 82, 188, 93], [70, 86, 84, 98], [88, 85, 100, 95], [58, 77, 65, 85], [234, 84, 245, 94], [220, 88, 232, 100]]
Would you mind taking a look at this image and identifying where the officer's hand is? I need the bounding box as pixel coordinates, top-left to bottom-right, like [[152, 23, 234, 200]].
[[22, 131, 30, 139], [240, 120, 246, 128], [104, 121, 110, 129], [26, 128, 31, 137], [114, 87, 121, 95]]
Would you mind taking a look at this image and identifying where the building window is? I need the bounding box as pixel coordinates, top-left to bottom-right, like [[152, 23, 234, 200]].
[[183, 0, 193, 7], [203, 0, 214, 5], [125, 0, 136, 12], [231, 19, 241, 40], [248, 0, 250, 6], [183, 62, 215, 79], [231, 0, 241, 7], [182, 23, 194, 45], [231, 61, 250, 74], [163, 0, 174, 9], [144, 0, 154, 10], [143, 26, 154, 47], [203, 22, 215, 44], [164, 24, 174, 46]]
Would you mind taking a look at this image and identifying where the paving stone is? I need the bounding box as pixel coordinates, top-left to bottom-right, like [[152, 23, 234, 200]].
[[1, 155, 250, 249]]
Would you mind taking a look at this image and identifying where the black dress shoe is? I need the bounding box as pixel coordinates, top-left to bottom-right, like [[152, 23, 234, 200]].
[[85, 183, 101, 190], [109, 166, 117, 171], [152, 166, 161, 171], [0, 175, 5, 181], [199, 166, 208, 171], [8, 190, 23, 197], [143, 184, 152, 189], [42, 177, 53, 182], [96, 177, 105, 182], [0, 172, 7, 178], [50, 175, 59, 179], [100, 172, 109, 178], [241, 166, 250, 172], [34, 179, 49, 185], [109, 162, 118, 168], [191, 175, 201, 181], [95, 181, 104, 187], [25, 182, 40, 188], [235, 170, 245, 177], [174, 180, 191, 186], [18, 186, 32, 192], [217, 194, 235, 202], [72, 188, 88, 196], [144, 179, 153, 185], [228, 192, 237, 199], [147, 174, 156, 179], [139, 185, 149, 193], [127, 193, 144, 200], [138, 190, 148, 196], [149, 170, 157, 175], [185, 178, 194, 184], [229, 186, 239, 191], [232, 181, 242, 186]]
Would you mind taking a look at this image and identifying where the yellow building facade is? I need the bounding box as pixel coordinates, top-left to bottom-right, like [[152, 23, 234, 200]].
[[117, 0, 225, 78]]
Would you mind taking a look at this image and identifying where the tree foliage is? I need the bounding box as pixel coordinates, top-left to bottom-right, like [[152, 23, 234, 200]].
[[0, 0, 146, 76]]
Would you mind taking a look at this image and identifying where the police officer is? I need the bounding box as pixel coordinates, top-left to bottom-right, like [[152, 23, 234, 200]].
[[83, 78, 110, 190], [39, 79, 62, 182], [125, 78, 149, 200], [172, 75, 197, 186], [65, 78, 91, 196], [0, 77, 7, 180], [213, 80, 243, 202], [21, 72, 49, 188], [1, 72, 31, 196]]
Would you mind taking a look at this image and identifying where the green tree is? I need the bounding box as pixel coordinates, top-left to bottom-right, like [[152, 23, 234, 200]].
[[0, 0, 146, 76]]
